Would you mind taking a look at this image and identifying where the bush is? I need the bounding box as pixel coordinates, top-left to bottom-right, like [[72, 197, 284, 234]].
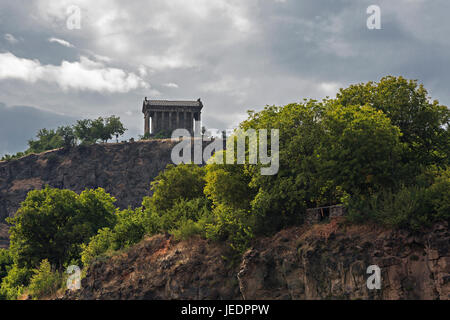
[[171, 219, 206, 241], [427, 167, 450, 221], [205, 205, 254, 255], [0, 249, 12, 280], [146, 164, 207, 214], [0, 264, 32, 300], [346, 170, 450, 230], [80, 228, 115, 267], [28, 259, 62, 299], [81, 208, 148, 266]]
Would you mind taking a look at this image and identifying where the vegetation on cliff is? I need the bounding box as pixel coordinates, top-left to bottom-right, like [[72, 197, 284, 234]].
[[1, 116, 126, 161], [0, 76, 449, 299]]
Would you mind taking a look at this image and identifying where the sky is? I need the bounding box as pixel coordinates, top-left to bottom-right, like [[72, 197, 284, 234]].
[[0, 0, 449, 156]]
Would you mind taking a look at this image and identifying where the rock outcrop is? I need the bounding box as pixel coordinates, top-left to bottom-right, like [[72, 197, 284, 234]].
[[63, 220, 449, 300], [0, 140, 181, 224], [65, 234, 241, 300], [0, 223, 8, 249]]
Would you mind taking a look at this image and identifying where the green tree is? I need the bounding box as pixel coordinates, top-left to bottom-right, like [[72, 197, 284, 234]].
[[7, 187, 117, 270], [56, 125, 76, 149], [240, 101, 327, 233], [336, 76, 450, 168], [320, 103, 404, 196], [204, 162, 254, 210], [73, 119, 95, 144], [144, 164, 207, 214], [105, 115, 127, 142], [27, 128, 64, 153], [74, 116, 127, 144]]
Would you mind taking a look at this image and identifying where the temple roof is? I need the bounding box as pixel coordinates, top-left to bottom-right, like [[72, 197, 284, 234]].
[[143, 99, 202, 108]]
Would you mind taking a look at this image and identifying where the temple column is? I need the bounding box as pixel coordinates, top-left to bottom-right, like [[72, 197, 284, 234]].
[[144, 112, 150, 135], [197, 112, 202, 135], [151, 112, 156, 134], [161, 111, 167, 130], [176, 111, 180, 129], [188, 111, 193, 135], [168, 111, 172, 132]]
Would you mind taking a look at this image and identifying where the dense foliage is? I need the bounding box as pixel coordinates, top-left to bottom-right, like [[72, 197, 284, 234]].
[[7, 187, 117, 270]]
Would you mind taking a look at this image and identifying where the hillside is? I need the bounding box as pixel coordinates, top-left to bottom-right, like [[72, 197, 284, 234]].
[[0, 139, 185, 248], [0, 140, 183, 223], [62, 219, 449, 300]]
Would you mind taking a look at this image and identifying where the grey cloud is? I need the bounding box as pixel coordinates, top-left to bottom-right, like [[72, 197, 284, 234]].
[[0, 0, 449, 153]]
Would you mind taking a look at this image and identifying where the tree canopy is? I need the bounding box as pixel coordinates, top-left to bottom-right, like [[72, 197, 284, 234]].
[[7, 187, 117, 269]]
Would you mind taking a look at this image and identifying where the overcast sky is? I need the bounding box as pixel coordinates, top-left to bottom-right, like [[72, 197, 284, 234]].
[[1, 0, 449, 155]]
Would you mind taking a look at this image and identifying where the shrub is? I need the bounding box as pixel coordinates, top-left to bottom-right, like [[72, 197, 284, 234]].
[[205, 205, 254, 255], [81, 208, 148, 266], [0, 249, 12, 280], [427, 167, 450, 221], [28, 259, 62, 299], [146, 164, 207, 214], [80, 228, 115, 267], [171, 219, 205, 241], [0, 264, 32, 300]]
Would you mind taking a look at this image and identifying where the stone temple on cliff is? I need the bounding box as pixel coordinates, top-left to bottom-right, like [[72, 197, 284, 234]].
[[142, 97, 203, 136]]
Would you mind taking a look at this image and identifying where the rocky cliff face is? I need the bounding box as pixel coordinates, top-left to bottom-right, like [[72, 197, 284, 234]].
[[0, 140, 181, 224], [64, 220, 449, 300], [0, 140, 180, 248], [0, 223, 8, 249]]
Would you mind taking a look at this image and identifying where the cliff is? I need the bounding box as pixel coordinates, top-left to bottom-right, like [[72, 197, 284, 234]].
[[63, 219, 449, 300], [0, 140, 182, 247], [0, 140, 182, 222]]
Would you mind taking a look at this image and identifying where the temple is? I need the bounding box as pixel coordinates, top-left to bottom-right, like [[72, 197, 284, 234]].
[[142, 98, 203, 136]]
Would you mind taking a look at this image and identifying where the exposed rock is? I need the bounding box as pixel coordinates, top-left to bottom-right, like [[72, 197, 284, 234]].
[[63, 220, 449, 300], [239, 220, 449, 300], [64, 234, 240, 300], [0, 140, 185, 224], [0, 223, 9, 249]]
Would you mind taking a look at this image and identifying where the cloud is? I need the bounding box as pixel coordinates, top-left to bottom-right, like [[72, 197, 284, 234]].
[[319, 82, 342, 97], [0, 52, 149, 93], [4, 33, 19, 44], [163, 82, 179, 88], [48, 37, 74, 48], [0, 0, 449, 138]]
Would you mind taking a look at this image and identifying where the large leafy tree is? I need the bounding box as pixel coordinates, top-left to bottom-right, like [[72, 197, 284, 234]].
[[73, 116, 127, 144], [7, 187, 117, 269], [336, 76, 450, 168], [320, 103, 403, 196], [240, 101, 327, 233]]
